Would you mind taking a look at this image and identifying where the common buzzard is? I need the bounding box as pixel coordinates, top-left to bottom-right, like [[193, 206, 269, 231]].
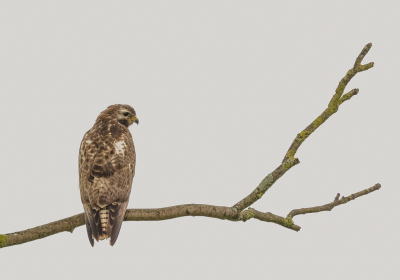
[[79, 104, 138, 246]]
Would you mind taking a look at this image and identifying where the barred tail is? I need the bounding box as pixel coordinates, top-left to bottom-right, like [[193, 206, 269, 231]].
[[84, 203, 127, 246], [99, 207, 109, 240]]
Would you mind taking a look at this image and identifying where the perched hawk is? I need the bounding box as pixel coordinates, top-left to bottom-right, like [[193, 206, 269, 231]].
[[79, 104, 138, 246]]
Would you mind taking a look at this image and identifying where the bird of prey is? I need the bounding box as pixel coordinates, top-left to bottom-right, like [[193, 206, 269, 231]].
[[79, 104, 138, 246]]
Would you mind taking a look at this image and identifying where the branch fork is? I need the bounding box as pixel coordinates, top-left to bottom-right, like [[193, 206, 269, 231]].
[[0, 43, 379, 249]]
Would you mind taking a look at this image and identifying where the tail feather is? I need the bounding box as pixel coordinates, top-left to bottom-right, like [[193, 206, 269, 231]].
[[83, 203, 128, 246], [99, 207, 110, 240]]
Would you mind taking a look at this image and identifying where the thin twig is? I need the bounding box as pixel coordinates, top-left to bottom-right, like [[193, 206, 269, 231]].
[[287, 183, 381, 219]]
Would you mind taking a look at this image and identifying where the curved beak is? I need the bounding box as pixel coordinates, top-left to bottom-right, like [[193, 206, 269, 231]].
[[128, 115, 139, 125]]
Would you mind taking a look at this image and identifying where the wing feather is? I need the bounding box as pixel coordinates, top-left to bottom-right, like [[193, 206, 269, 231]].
[[83, 210, 94, 247], [109, 202, 128, 246]]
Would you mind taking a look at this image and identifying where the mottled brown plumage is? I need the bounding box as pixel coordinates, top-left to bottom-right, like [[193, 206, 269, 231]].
[[79, 104, 138, 246]]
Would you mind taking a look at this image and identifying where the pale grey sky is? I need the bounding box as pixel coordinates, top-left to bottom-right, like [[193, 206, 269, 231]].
[[1, 1, 398, 279]]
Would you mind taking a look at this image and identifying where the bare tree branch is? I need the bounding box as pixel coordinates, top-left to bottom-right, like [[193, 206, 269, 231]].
[[1, 183, 381, 248], [238, 183, 381, 231], [282, 43, 374, 164], [0, 43, 378, 249], [287, 183, 381, 219]]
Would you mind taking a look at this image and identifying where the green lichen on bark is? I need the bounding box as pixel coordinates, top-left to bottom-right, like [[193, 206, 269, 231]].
[[285, 149, 295, 159], [326, 97, 340, 115], [356, 62, 374, 72], [312, 117, 323, 128], [240, 210, 255, 221], [257, 173, 274, 193], [0, 235, 8, 248], [299, 130, 311, 141], [283, 217, 294, 229], [339, 89, 359, 105], [337, 79, 347, 94], [282, 158, 296, 170]]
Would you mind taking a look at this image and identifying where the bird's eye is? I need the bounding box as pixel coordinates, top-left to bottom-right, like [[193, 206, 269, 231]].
[[123, 112, 129, 117]]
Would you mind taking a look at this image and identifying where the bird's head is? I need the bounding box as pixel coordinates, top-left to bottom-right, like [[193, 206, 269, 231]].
[[99, 104, 139, 127]]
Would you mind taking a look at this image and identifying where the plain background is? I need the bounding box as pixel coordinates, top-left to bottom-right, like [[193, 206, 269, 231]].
[[0, 1, 398, 279]]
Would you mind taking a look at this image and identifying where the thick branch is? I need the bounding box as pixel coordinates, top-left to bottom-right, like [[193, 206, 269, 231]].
[[0, 205, 239, 249], [1, 214, 85, 249], [124, 204, 237, 221], [0, 183, 381, 248]]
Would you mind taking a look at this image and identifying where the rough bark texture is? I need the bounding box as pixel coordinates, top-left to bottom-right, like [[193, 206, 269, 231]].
[[0, 43, 379, 249]]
